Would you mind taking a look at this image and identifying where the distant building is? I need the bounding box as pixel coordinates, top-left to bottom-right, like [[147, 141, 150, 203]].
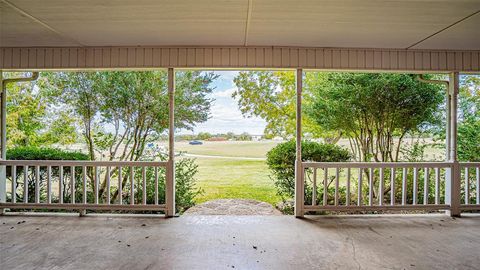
[[251, 135, 263, 141], [207, 137, 227, 141]]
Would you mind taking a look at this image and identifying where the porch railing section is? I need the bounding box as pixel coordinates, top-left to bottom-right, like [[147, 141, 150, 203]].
[[302, 162, 460, 213], [460, 162, 480, 211], [0, 160, 168, 212]]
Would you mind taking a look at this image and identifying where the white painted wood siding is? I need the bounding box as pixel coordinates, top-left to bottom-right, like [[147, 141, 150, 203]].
[[1, 47, 479, 72]]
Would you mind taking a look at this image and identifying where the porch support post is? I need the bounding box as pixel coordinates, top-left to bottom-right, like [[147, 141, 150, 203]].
[[165, 68, 176, 217], [0, 71, 5, 209], [445, 72, 461, 217], [294, 69, 304, 217]]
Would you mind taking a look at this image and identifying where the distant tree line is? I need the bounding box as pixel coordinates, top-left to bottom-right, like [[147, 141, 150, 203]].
[[177, 132, 254, 141]]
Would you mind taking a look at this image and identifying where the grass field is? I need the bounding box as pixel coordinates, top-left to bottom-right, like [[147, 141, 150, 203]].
[[174, 138, 443, 206], [192, 158, 281, 205], [176, 140, 281, 158], [176, 141, 283, 205]]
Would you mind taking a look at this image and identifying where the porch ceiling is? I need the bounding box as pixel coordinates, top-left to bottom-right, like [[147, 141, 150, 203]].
[[1, 0, 479, 50]]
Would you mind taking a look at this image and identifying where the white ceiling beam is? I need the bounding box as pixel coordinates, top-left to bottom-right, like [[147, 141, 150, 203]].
[[407, 10, 480, 49], [1, 0, 84, 46], [244, 0, 253, 46]]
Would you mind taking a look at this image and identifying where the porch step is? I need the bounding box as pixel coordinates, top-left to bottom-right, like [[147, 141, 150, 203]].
[[184, 199, 282, 215]]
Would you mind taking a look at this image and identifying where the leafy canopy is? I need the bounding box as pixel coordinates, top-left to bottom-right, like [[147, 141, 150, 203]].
[[457, 75, 480, 161], [5, 73, 77, 148], [306, 73, 444, 161], [233, 71, 325, 139]]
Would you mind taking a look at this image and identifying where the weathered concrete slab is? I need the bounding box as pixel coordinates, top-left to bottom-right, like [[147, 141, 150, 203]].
[[1, 214, 479, 269]]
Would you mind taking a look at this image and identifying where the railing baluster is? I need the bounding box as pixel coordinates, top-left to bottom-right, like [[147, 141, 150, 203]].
[[35, 166, 40, 203], [71, 166, 75, 204], [94, 166, 99, 204], [106, 166, 111, 205], [130, 166, 134, 205], [1, 161, 167, 212], [82, 166, 87, 204], [465, 167, 469, 205], [118, 166, 123, 205], [11, 165, 17, 203], [154, 166, 158, 205], [312, 168, 317, 206], [323, 168, 328, 206], [142, 166, 147, 205], [476, 167, 480, 205], [435, 167, 440, 205], [413, 167, 418, 205], [402, 168, 407, 205], [59, 166, 63, 204], [24, 165, 28, 203], [357, 168, 362, 206], [379, 168, 384, 206], [295, 162, 463, 213], [346, 168, 351, 206], [390, 168, 395, 206], [368, 168, 373, 206], [423, 168, 429, 205], [47, 165, 52, 204], [12, 165, 16, 203], [334, 168, 339, 206]]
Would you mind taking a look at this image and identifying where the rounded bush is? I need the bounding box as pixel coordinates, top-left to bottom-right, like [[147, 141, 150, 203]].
[[267, 140, 350, 200]]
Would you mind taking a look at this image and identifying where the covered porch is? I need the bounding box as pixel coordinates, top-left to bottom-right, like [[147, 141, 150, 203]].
[[1, 213, 480, 269], [1, 0, 480, 268]]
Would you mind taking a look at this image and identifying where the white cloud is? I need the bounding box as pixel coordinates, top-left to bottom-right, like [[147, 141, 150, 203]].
[[178, 71, 267, 135], [212, 87, 237, 98], [212, 71, 240, 82]]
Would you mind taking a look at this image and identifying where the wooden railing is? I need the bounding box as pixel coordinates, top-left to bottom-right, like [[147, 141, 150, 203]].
[[2, 160, 479, 216], [460, 162, 480, 211], [301, 162, 480, 214], [0, 160, 168, 212]]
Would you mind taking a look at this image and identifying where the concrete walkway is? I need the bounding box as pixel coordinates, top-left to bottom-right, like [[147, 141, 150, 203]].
[[183, 199, 282, 215], [1, 214, 479, 269]]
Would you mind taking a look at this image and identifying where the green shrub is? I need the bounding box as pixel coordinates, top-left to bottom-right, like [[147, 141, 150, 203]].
[[6, 147, 89, 203], [128, 157, 202, 213], [266, 140, 350, 204], [174, 158, 203, 212], [7, 146, 89, 161], [6, 147, 201, 213]]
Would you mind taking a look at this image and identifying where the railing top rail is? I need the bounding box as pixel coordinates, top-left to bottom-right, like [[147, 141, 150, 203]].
[[0, 160, 168, 167], [302, 161, 453, 168], [459, 162, 480, 167]]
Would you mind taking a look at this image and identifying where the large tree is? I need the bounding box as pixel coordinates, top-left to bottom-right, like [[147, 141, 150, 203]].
[[233, 71, 326, 140], [5, 72, 77, 148], [456, 75, 480, 161], [306, 73, 444, 162], [45, 70, 217, 199]]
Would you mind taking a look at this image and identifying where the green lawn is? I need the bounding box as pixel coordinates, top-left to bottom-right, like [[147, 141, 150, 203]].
[[173, 138, 442, 207], [188, 157, 282, 205], [175, 140, 281, 158], [174, 140, 284, 205]]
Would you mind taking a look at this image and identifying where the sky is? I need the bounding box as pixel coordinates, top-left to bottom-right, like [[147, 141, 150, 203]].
[[178, 71, 267, 135]]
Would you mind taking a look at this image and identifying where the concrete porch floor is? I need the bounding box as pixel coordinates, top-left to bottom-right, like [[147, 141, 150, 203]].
[[1, 213, 479, 270]]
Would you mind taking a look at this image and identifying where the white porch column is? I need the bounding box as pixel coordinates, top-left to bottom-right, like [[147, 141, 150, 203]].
[[294, 69, 304, 217], [445, 72, 461, 217], [165, 68, 176, 217], [0, 71, 5, 208]]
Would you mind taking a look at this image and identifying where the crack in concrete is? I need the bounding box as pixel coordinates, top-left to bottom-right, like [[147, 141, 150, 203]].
[[349, 235, 362, 270]]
